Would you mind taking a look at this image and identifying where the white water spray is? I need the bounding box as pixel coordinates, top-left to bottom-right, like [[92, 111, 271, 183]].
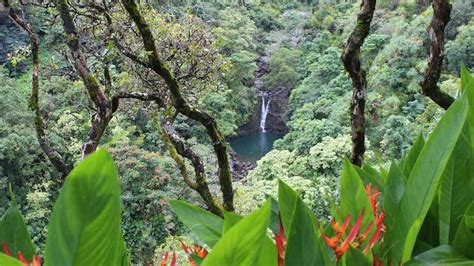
[[259, 96, 271, 132]]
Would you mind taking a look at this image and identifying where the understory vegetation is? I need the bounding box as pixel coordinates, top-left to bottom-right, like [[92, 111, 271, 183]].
[[0, 0, 473, 265]]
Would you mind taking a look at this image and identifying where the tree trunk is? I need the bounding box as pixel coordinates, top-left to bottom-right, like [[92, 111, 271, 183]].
[[55, 0, 113, 158], [341, 0, 377, 166], [121, 0, 234, 211], [159, 115, 223, 216], [112, 92, 224, 216], [3, 0, 71, 177], [420, 0, 454, 110]]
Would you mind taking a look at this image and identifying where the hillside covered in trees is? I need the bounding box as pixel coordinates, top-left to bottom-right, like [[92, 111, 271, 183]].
[[0, 0, 473, 265]]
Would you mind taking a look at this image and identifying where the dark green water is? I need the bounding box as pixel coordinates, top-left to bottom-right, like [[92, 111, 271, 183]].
[[229, 132, 283, 162]]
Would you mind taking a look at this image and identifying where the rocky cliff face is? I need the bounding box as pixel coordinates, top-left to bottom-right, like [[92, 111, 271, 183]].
[[265, 86, 290, 133], [237, 56, 290, 135], [0, 13, 28, 74]]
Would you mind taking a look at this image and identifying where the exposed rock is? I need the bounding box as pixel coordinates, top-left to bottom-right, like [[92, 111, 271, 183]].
[[230, 149, 255, 180], [0, 13, 29, 74], [265, 86, 291, 133], [237, 55, 290, 135]]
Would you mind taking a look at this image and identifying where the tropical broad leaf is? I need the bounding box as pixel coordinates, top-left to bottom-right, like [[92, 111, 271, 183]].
[[0, 199, 35, 261], [169, 200, 223, 247], [383, 162, 406, 258], [222, 211, 242, 234], [437, 72, 474, 246], [460, 65, 473, 93], [354, 164, 384, 193], [399, 134, 425, 178], [402, 218, 423, 262], [256, 237, 279, 266], [406, 245, 471, 265], [269, 196, 281, 234], [44, 150, 128, 266], [342, 248, 371, 266], [0, 253, 24, 266], [387, 92, 469, 263], [284, 195, 331, 266], [278, 180, 299, 236], [453, 202, 474, 259], [438, 123, 474, 245], [383, 162, 405, 218], [338, 160, 374, 230], [416, 206, 440, 254], [202, 200, 276, 266]]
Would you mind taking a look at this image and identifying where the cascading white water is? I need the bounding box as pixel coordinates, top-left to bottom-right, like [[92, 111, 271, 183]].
[[259, 96, 271, 132]]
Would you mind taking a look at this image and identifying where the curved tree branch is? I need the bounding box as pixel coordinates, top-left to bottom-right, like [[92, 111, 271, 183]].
[[159, 115, 223, 216], [54, 0, 113, 158], [342, 0, 376, 166], [113, 92, 224, 215], [121, 0, 234, 211], [421, 0, 454, 110], [87, 2, 151, 69], [3, 0, 71, 177]]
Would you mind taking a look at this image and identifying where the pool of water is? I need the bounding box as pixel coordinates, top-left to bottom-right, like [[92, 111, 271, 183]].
[[229, 132, 283, 162]]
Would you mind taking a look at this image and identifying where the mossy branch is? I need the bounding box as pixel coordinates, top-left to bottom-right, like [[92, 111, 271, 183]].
[[3, 0, 71, 177], [113, 92, 223, 215], [420, 0, 454, 110], [157, 114, 224, 217], [54, 0, 113, 158], [121, 0, 234, 211], [341, 0, 376, 166]]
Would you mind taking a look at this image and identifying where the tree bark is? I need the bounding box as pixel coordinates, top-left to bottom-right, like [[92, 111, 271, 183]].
[[113, 92, 224, 216], [420, 0, 454, 110], [55, 0, 113, 158], [342, 0, 376, 166], [159, 116, 223, 216], [121, 0, 234, 211], [3, 0, 71, 177]]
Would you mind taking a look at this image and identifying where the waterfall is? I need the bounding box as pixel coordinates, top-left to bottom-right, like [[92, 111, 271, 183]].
[[259, 96, 271, 132]]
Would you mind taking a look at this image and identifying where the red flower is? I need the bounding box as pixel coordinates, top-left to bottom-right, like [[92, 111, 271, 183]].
[[159, 252, 176, 266], [321, 210, 366, 261], [321, 183, 386, 262], [159, 252, 169, 266], [274, 215, 287, 266], [2, 243, 41, 266], [180, 241, 208, 266]]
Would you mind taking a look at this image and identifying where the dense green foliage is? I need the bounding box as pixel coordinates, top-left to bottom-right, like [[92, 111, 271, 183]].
[[0, 0, 473, 264], [171, 69, 474, 265], [4, 75, 471, 264]]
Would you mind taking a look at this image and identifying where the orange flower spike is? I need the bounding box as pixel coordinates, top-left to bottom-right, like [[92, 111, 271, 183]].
[[2, 243, 11, 256], [160, 252, 169, 266], [365, 183, 372, 196], [373, 255, 384, 266], [320, 226, 339, 250], [170, 252, 177, 266], [376, 212, 385, 227], [335, 210, 365, 260], [345, 210, 365, 245], [366, 185, 381, 216], [275, 215, 287, 266], [331, 215, 351, 238], [180, 241, 190, 254], [32, 256, 42, 266], [17, 251, 29, 266], [195, 245, 208, 258], [340, 215, 351, 235], [358, 221, 374, 245], [363, 223, 384, 254], [330, 219, 340, 233]]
